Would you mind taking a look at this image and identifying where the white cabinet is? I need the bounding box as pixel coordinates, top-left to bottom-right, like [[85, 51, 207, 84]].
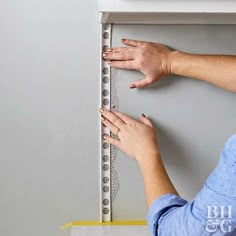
[[99, 0, 236, 24], [70, 225, 150, 236]]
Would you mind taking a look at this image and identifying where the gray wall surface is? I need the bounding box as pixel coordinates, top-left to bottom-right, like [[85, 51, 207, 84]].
[[111, 25, 236, 220], [0, 0, 100, 236], [1, 0, 236, 235]]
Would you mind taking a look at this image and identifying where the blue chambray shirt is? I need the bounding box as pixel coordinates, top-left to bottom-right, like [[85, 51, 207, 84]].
[[146, 135, 236, 236]]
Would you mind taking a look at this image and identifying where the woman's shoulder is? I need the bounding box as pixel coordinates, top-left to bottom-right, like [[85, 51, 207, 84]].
[[224, 134, 236, 152]]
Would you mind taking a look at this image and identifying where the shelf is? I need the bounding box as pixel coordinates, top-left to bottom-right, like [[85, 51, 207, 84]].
[[99, 0, 236, 24]]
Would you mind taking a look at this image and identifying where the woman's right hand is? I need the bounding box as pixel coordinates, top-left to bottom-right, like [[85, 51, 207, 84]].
[[100, 108, 160, 163], [103, 38, 176, 89], [100, 108, 179, 207]]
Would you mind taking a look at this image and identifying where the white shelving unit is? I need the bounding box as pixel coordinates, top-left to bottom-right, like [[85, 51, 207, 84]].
[[70, 225, 150, 236], [99, 0, 236, 24]]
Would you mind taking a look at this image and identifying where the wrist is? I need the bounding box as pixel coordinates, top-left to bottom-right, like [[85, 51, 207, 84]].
[[169, 50, 186, 75], [136, 151, 161, 167]]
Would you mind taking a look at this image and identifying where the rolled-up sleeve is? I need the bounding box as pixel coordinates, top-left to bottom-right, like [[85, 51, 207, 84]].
[[146, 193, 188, 236], [146, 134, 236, 236]]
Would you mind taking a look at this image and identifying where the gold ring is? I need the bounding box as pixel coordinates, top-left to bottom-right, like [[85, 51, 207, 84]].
[[115, 128, 120, 136]]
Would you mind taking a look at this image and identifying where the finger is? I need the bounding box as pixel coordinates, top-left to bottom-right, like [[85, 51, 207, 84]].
[[130, 77, 152, 89], [103, 134, 121, 148], [108, 47, 134, 53], [103, 51, 135, 61], [112, 110, 133, 124], [100, 109, 125, 129], [101, 116, 120, 135], [109, 60, 136, 70], [140, 113, 154, 128], [121, 38, 144, 47]]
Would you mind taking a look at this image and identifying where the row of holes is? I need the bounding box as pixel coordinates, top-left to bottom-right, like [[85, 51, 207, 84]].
[[102, 24, 111, 216]]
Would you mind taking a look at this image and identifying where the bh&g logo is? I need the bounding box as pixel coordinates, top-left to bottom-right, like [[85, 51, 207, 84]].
[[205, 206, 232, 233]]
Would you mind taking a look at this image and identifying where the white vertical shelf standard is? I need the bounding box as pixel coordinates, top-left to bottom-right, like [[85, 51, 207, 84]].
[[100, 23, 112, 222]]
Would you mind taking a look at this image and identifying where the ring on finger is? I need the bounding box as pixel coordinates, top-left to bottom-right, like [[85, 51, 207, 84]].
[[115, 128, 120, 136]]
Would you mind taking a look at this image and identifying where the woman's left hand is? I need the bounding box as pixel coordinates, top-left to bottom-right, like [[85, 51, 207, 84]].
[[100, 108, 160, 162], [103, 39, 174, 89]]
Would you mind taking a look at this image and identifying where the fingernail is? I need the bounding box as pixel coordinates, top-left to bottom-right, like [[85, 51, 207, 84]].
[[103, 134, 107, 139], [100, 108, 104, 113], [107, 61, 111, 65], [101, 116, 105, 121], [121, 38, 126, 41], [107, 48, 113, 52], [141, 113, 146, 117], [130, 84, 136, 89], [103, 53, 108, 58]]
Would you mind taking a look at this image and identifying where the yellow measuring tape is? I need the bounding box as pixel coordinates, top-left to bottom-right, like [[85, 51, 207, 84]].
[[62, 220, 147, 230]]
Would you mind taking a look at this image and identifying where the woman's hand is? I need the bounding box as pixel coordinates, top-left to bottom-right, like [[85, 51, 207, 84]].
[[103, 39, 175, 89], [100, 108, 179, 206], [100, 108, 160, 162]]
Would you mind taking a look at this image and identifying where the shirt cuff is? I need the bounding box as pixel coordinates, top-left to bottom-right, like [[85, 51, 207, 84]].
[[146, 193, 188, 236]]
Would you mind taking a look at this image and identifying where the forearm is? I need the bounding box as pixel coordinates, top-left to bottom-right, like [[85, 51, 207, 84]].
[[137, 153, 178, 208], [170, 51, 236, 92]]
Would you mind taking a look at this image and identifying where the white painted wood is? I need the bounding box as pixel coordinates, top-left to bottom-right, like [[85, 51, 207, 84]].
[[100, 12, 236, 24], [101, 12, 110, 24], [70, 226, 150, 236], [99, 0, 236, 24], [100, 23, 112, 222], [100, 0, 236, 13]]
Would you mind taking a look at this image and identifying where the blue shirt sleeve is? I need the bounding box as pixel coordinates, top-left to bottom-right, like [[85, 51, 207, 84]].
[[146, 135, 236, 236], [146, 193, 188, 236]]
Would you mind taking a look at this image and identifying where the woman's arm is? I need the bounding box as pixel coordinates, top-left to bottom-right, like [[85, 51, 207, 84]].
[[100, 108, 236, 235], [104, 39, 236, 92], [171, 51, 236, 92], [147, 135, 236, 236], [137, 152, 178, 208], [99, 109, 178, 208]]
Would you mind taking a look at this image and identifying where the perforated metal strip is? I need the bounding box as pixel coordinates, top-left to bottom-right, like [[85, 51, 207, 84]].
[[100, 23, 112, 222]]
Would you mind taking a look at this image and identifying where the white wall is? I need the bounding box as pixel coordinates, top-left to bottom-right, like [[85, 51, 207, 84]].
[[0, 0, 100, 235]]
